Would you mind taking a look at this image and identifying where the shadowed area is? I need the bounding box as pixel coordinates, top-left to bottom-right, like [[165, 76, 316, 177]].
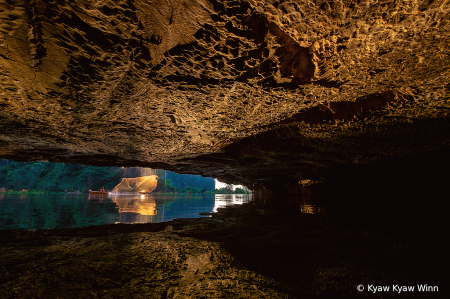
[[0, 198, 448, 298]]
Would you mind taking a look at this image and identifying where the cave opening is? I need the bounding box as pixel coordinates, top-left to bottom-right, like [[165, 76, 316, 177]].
[[0, 159, 257, 230]]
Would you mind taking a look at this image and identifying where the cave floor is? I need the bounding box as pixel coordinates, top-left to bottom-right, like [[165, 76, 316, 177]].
[[0, 204, 448, 298]]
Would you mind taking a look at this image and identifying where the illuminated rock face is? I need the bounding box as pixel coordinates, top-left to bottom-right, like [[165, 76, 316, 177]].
[[1, 0, 450, 188]]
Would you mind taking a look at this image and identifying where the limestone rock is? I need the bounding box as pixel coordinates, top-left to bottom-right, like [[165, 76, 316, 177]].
[[1, 0, 449, 186]]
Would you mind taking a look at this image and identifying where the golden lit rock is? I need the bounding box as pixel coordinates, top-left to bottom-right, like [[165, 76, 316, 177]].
[[1, 0, 449, 187]]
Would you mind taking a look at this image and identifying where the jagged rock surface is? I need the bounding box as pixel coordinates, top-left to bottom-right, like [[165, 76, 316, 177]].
[[1, 0, 450, 186]]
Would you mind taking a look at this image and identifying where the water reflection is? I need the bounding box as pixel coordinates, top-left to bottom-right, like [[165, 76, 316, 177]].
[[300, 204, 326, 214], [110, 194, 157, 216], [213, 194, 252, 212], [0, 193, 119, 230], [108, 194, 157, 224], [87, 193, 217, 224], [0, 190, 324, 230], [0, 193, 216, 230], [299, 184, 326, 214], [250, 185, 326, 214]]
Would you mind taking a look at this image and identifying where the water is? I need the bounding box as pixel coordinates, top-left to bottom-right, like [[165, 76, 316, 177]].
[[0, 193, 252, 230]]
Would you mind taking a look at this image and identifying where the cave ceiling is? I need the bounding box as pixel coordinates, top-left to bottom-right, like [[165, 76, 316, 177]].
[[0, 0, 449, 186]]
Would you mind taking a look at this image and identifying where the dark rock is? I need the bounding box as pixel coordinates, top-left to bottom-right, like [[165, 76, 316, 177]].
[[1, 206, 448, 297]]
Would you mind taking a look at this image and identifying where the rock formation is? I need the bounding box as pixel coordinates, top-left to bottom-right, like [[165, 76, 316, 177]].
[[1, 0, 449, 190]]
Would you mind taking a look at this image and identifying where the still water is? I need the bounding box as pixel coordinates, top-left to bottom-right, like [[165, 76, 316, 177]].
[[0, 193, 252, 230]]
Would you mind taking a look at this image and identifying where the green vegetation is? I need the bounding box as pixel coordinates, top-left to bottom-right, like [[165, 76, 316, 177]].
[[153, 170, 214, 192], [206, 187, 250, 194], [0, 190, 45, 194], [0, 160, 124, 193], [155, 177, 250, 194], [0, 160, 218, 194], [155, 178, 207, 194]]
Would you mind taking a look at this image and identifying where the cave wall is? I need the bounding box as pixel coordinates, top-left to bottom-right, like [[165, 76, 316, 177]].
[[1, 0, 450, 188]]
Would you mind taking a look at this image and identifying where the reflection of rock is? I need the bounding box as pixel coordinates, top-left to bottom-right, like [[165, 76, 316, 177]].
[[1, 208, 448, 298], [111, 195, 157, 216]]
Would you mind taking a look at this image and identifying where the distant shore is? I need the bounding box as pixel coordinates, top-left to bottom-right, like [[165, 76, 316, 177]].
[[0, 189, 44, 194]]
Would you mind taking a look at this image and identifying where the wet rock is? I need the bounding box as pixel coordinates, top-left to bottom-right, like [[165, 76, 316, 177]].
[[1, 205, 448, 297]]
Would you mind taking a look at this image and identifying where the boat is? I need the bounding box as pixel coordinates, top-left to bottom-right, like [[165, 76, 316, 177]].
[[89, 190, 108, 195], [138, 190, 151, 194]]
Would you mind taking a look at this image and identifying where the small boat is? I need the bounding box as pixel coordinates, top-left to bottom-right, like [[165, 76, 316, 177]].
[[89, 190, 108, 195]]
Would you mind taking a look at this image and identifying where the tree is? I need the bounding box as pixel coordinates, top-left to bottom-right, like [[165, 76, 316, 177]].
[[0, 161, 220, 193], [234, 188, 246, 194]]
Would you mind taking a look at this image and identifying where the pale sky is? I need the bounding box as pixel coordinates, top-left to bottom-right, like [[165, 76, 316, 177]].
[[215, 179, 244, 190]]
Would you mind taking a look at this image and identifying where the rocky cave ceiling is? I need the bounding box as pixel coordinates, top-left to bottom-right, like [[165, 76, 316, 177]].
[[0, 0, 449, 187]]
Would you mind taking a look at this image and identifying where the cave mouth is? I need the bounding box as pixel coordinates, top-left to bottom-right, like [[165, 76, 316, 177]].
[[0, 159, 257, 230], [2, 152, 450, 232]]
